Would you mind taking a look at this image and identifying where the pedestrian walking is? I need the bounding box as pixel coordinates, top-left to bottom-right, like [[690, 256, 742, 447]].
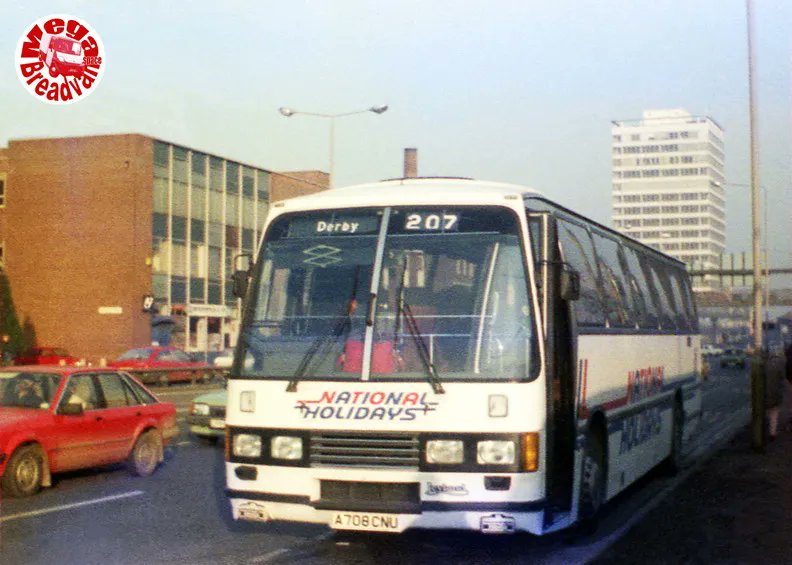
[[765, 348, 786, 441]]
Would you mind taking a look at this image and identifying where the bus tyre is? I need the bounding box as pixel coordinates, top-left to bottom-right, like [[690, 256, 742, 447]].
[[2, 444, 44, 497], [127, 430, 162, 477], [578, 430, 605, 531], [662, 400, 684, 475]]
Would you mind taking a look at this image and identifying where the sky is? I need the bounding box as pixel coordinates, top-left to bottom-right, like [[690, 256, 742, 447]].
[[2, 0, 790, 270]]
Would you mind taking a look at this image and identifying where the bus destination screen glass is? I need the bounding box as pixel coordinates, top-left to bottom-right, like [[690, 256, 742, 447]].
[[240, 207, 536, 382]]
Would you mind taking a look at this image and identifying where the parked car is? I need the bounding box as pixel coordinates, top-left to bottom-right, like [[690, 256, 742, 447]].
[[0, 366, 177, 497], [212, 349, 234, 368], [14, 346, 78, 366], [188, 388, 228, 443], [107, 346, 208, 386], [720, 348, 746, 369], [702, 344, 724, 357], [212, 349, 254, 369]]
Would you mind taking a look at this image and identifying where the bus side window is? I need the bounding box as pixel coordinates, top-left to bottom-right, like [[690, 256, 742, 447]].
[[666, 268, 692, 332], [642, 258, 677, 331], [620, 244, 657, 329], [557, 221, 607, 328], [675, 270, 698, 332], [590, 231, 633, 328]]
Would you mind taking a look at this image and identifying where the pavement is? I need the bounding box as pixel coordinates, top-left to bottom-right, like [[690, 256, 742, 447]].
[[592, 423, 792, 564]]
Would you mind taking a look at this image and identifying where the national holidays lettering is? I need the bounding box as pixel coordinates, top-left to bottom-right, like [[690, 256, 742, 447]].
[[294, 389, 438, 421]]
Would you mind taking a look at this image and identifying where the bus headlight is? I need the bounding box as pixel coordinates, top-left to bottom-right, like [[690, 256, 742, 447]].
[[426, 439, 464, 464], [477, 440, 515, 465], [232, 434, 262, 458], [271, 436, 303, 460]]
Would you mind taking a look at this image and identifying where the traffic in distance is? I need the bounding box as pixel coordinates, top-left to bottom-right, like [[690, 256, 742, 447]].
[[224, 177, 703, 535]]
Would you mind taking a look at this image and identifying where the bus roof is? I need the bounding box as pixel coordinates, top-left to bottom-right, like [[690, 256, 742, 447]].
[[271, 177, 543, 212]]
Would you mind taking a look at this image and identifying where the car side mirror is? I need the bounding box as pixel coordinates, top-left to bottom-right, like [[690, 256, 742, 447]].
[[60, 402, 84, 416], [560, 267, 580, 302]]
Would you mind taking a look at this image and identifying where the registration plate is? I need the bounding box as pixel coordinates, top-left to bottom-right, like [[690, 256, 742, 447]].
[[331, 511, 400, 532], [209, 418, 225, 429]]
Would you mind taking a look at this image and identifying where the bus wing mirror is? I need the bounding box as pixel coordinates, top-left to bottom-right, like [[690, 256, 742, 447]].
[[560, 268, 580, 301], [232, 269, 251, 299], [232, 253, 253, 298]]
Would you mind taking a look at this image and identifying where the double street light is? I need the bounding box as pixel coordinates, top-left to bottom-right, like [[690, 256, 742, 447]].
[[278, 104, 388, 188]]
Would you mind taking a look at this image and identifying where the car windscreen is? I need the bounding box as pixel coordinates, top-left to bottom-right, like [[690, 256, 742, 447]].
[[117, 348, 153, 361]]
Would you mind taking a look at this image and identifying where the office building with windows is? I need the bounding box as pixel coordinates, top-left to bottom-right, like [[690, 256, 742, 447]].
[[611, 109, 725, 288], [0, 134, 327, 362]]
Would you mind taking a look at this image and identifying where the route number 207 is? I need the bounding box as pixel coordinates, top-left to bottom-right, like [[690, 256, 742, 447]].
[[404, 213, 459, 231]]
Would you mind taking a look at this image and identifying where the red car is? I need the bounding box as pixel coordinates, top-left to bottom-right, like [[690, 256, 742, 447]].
[[0, 366, 177, 497], [107, 346, 208, 385], [14, 346, 78, 366]]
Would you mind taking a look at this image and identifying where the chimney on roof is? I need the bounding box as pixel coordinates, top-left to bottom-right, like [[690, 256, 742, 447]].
[[403, 147, 417, 178]]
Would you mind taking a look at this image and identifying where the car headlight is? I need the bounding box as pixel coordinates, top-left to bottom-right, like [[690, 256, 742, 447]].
[[425, 439, 464, 464], [232, 434, 262, 457], [190, 402, 210, 416], [270, 436, 303, 460], [477, 440, 515, 465]]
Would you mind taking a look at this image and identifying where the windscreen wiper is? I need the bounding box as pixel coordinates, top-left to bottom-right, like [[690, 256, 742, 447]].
[[286, 266, 360, 392], [396, 259, 445, 394]]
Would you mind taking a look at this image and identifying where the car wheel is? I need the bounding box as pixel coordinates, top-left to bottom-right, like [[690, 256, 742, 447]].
[[127, 430, 162, 477], [48, 63, 59, 77], [158, 373, 169, 387], [578, 427, 606, 530], [2, 444, 44, 497]]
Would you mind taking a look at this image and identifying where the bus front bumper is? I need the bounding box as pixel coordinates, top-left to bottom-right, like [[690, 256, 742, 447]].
[[225, 463, 549, 534], [228, 494, 546, 534]]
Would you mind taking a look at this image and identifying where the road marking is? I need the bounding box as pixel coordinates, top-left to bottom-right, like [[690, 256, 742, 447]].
[[247, 531, 333, 563], [249, 548, 289, 563], [0, 490, 144, 523]]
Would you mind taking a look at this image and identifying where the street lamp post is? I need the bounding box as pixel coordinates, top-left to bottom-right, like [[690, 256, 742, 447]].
[[278, 105, 388, 188], [746, 0, 765, 451]]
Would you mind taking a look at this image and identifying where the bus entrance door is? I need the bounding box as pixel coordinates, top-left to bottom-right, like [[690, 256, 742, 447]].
[[530, 212, 576, 520]]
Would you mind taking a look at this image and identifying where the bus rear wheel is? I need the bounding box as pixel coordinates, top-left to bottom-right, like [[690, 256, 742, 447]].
[[578, 429, 605, 529]]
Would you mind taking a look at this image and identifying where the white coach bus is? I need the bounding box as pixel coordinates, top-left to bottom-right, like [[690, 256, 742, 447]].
[[224, 178, 702, 535]]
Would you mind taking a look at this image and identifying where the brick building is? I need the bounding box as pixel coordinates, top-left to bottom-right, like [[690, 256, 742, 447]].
[[0, 134, 327, 363]]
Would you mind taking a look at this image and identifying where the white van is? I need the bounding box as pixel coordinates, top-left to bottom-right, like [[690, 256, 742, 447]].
[[39, 34, 86, 78]]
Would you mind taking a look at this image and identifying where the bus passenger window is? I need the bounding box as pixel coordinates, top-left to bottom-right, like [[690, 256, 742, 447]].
[[557, 221, 607, 328]]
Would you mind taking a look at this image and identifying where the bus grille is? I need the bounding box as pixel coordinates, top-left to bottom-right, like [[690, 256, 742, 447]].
[[309, 432, 420, 469]]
